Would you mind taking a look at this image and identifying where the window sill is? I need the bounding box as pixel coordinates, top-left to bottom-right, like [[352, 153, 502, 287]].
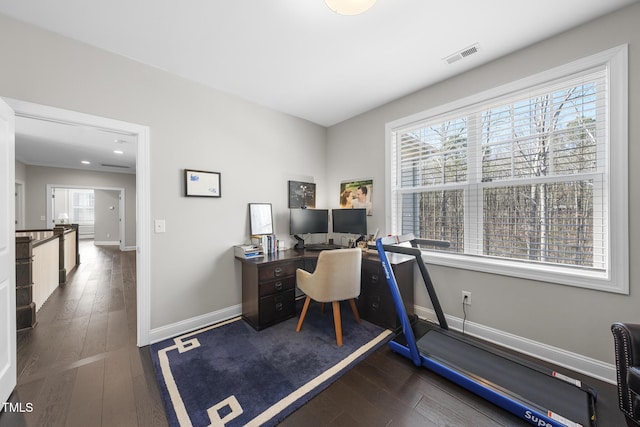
[[420, 250, 627, 294]]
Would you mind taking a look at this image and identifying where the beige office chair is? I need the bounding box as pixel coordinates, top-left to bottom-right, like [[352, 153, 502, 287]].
[[295, 248, 362, 346]]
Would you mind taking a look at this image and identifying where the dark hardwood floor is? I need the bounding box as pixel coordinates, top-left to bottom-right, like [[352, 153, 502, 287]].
[[1, 241, 626, 426], [1, 241, 167, 427]]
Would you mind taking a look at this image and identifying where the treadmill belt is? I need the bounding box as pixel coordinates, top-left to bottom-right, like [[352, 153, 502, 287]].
[[417, 330, 592, 425]]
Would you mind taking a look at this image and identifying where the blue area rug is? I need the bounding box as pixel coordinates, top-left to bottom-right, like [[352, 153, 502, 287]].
[[150, 301, 392, 427]]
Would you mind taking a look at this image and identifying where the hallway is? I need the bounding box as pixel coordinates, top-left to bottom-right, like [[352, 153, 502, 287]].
[[1, 242, 167, 427]]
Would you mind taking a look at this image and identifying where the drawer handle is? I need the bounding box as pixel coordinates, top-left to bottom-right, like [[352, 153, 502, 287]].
[[371, 274, 379, 283], [274, 282, 283, 291], [275, 302, 283, 311], [274, 267, 283, 277]]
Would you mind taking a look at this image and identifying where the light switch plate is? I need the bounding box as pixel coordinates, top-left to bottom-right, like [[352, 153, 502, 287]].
[[155, 219, 166, 233]]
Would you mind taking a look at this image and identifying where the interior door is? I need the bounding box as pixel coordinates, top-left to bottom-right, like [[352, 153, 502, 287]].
[[0, 98, 17, 404]]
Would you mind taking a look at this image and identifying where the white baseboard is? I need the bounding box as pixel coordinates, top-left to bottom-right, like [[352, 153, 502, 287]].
[[149, 304, 242, 344], [93, 240, 119, 246], [414, 305, 616, 385]]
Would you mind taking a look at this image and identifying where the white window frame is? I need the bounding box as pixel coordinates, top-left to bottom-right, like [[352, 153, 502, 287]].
[[385, 45, 628, 294]]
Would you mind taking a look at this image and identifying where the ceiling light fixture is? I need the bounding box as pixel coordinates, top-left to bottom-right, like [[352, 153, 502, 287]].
[[114, 150, 124, 155], [324, 0, 376, 15], [81, 160, 91, 165]]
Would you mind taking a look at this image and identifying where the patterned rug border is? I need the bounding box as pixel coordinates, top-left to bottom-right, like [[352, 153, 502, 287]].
[[153, 316, 393, 426]]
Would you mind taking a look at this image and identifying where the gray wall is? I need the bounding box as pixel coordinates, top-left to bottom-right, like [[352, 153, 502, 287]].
[[94, 189, 120, 244], [0, 13, 327, 329], [22, 166, 136, 248], [15, 159, 26, 183], [326, 3, 640, 365], [2, 3, 638, 367]]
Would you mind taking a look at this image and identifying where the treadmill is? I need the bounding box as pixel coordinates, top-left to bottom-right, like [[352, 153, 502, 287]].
[[375, 235, 597, 427]]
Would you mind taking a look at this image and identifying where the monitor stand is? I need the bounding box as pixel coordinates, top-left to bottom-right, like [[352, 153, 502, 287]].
[[293, 234, 305, 249]]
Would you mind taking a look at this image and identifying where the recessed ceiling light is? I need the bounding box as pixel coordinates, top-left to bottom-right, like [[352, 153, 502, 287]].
[[114, 150, 124, 155], [81, 160, 91, 165]]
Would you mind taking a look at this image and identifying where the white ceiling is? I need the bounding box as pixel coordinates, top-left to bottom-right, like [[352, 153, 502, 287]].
[[2, 0, 637, 173], [14, 115, 137, 174]]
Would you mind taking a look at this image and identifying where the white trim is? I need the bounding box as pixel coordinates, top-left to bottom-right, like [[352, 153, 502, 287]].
[[414, 304, 616, 385], [149, 304, 242, 344], [3, 98, 152, 346], [386, 45, 629, 294], [93, 241, 120, 246]]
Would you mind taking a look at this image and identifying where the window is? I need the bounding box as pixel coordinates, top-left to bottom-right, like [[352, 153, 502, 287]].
[[387, 46, 628, 293], [70, 189, 95, 225]]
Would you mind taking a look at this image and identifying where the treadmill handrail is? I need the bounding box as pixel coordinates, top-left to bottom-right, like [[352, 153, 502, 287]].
[[377, 238, 449, 330], [375, 238, 421, 366], [378, 233, 451, 249]]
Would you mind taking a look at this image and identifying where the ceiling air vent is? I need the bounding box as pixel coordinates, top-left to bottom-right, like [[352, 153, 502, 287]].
[[444, 43, 480, 65], [101, 164, 130, 169]]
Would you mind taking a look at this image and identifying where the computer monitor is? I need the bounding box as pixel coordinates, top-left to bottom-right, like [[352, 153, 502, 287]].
[[289, 209, 329, 235], [332, 208, 367, 236]]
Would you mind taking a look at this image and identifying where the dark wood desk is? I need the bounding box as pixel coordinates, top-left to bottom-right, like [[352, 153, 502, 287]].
[[235, 248, 415, 331]]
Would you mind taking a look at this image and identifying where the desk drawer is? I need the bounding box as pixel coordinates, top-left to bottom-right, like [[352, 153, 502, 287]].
[[362, 262, 383, 286], [259, 289, 295, 325], [258, 262, 297, 282], [360, 291, 396, 329], [259, 276, 295, 297]]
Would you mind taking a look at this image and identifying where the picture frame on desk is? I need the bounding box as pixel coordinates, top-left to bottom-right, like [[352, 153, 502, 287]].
[[185, 169, 221, 197], [249, 203, 274, 235]]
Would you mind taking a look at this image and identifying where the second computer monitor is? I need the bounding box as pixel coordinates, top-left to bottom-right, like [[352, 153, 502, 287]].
[[332, 208, 367, 236]]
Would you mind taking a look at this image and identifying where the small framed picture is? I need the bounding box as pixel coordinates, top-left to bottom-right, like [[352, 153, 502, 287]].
[[288, 180, 316, 208], [185, 169, 221, 197]]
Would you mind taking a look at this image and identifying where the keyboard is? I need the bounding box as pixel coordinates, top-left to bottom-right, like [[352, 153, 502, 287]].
[[304, 243, 342, 251]]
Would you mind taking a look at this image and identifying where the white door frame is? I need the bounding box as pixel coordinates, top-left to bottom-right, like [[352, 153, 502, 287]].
[[4, 98, 151, 346], [47, 185, 126, 250]]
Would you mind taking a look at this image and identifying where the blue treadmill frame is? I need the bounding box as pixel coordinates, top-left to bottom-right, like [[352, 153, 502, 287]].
[[375, 235, 597, 427]]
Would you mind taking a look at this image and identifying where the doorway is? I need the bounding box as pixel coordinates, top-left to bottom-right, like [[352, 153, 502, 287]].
[[4, 97, 151, 346], [47, 186, 125, 249]]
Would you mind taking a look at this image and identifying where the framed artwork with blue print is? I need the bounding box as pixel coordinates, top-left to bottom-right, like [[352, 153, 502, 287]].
[[185, 169, 221, 198]]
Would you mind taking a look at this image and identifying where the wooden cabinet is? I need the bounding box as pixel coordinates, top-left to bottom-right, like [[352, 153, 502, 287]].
[[359, 255, 414, 330], [240, 256, 299, 330]]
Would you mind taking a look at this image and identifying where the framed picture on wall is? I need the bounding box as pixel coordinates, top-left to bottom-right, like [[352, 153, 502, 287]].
[[288, 180, 316, 208], [339, 179, 372, 215], [185, 169, 221, 197]]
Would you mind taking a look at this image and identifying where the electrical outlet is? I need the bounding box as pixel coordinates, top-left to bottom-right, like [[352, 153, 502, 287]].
[[461, 291, 472, 305]]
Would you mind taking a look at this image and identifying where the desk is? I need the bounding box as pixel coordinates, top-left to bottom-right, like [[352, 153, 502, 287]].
[[235, 248, 415, 331]]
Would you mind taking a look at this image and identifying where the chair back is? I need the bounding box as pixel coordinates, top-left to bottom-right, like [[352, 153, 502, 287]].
[[306, 248, 362, 302]]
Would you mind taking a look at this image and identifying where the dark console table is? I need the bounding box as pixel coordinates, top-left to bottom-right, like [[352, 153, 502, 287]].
[[235, 248, 414, 331]]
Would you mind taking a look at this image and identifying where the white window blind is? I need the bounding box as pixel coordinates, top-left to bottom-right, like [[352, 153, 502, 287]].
[[387, 46, 628, 293]]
